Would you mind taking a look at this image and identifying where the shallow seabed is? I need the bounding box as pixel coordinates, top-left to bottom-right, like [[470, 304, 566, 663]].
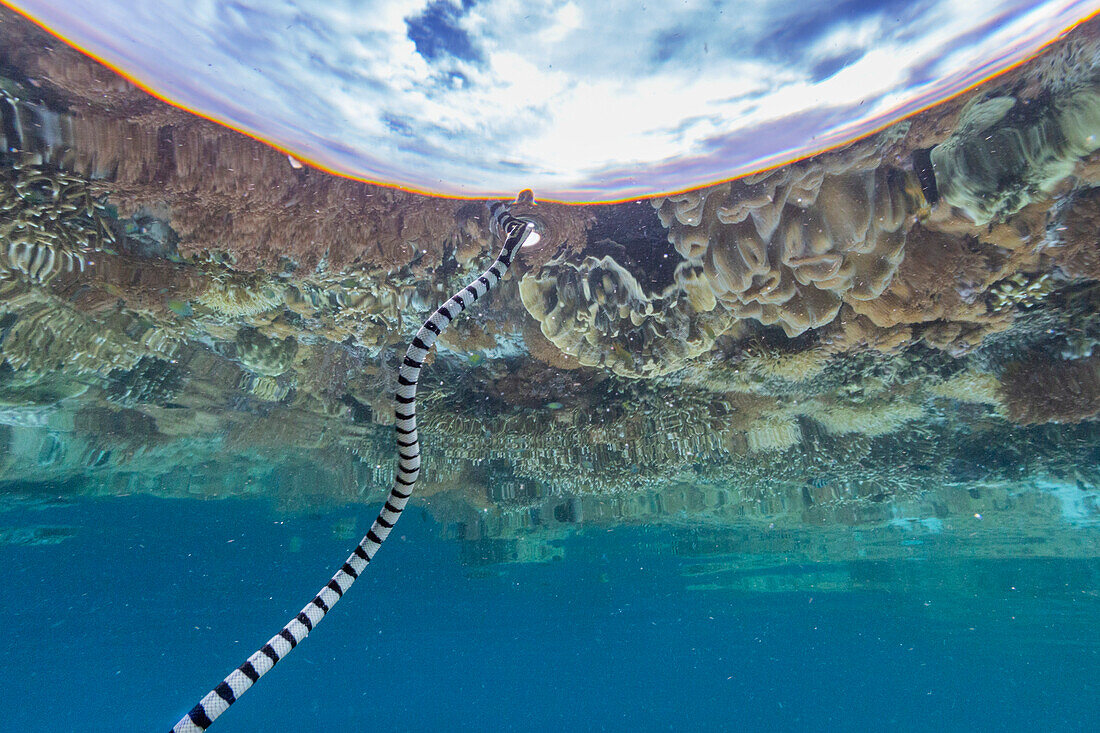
[[2, 493, 1098, 731]]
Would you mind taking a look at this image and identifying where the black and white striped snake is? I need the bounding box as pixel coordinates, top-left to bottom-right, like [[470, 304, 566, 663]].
[[172, 197, 539, 732]]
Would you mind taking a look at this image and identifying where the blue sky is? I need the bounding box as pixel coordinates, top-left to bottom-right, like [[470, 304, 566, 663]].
[[12, 0, 1100, 200]]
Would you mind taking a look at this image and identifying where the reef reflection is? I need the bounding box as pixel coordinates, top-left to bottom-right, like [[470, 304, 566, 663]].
[[1, 8, 1099, 571]]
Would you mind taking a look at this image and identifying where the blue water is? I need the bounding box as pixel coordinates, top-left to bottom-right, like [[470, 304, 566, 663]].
[[2, 493, 1098, 731]]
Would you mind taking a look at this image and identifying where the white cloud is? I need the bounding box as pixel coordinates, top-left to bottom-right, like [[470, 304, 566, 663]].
[[10, 0, 1100, 200]]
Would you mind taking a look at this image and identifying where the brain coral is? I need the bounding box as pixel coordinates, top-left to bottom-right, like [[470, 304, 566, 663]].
[[518, 254, 735, 378], [654, 140, 923, 337]]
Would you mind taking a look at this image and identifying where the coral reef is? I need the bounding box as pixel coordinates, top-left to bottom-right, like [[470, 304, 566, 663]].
[[845, 226, 997, 328], [930, 83, 1100, 225], [0, 363, 88, 406], [987, 272, 1055, 313], [654, 137, 924, 336], [745, 415, 802, 452], [520, 317, 582, 370], [195, 276, 285, 319], [0, 284, 176, 377], [802, 399, 925, 437], [238, 373, 294, 402], [822, 309, 913, 354], [837, 214, 1058, 357], [999, 353, 1100, 424], [929, 368, 1003, 408], [1, 4, 1100, 570], [234, 327, 299, 377], [1048, 186, 1100, 279], [0, 155, 112, 284], [105, 356, 184, 407], [519, 254, 735, 377]]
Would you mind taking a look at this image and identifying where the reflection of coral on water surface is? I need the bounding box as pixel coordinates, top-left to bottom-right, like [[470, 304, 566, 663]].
[[1, 7, 1100, 565]]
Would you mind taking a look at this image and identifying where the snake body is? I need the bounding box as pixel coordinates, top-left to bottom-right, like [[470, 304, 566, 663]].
[[172, 199, 537, 732]]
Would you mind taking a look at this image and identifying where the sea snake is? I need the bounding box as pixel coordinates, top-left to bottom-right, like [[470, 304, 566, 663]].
[[172, 196, 540, 732]]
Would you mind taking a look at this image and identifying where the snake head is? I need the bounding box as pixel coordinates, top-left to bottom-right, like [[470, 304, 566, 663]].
[[488, 194, 541, 249]]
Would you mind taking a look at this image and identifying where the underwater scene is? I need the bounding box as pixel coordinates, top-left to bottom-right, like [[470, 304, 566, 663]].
[[1, 2, 1099, 731]]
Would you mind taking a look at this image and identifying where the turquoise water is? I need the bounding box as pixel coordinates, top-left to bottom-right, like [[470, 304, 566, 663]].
[[2, 491, 1098, 731]]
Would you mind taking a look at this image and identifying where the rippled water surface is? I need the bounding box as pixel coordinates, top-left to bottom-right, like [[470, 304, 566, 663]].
[[10, 0, 1100, 197], [1, 4, 1100, 731], [3, 495, 1098, 730]]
